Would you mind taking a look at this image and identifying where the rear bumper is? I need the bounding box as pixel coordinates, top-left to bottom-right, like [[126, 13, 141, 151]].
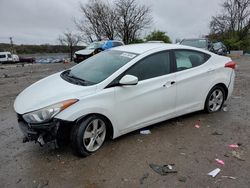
[[227, 70, 235, 99]]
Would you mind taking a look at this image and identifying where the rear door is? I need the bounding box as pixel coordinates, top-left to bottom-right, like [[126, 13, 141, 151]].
[[173, 49, 214, 115], [113, 51, 177, 133]]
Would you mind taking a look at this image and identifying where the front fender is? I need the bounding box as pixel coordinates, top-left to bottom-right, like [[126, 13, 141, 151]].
[[55, 88, 120, 138]]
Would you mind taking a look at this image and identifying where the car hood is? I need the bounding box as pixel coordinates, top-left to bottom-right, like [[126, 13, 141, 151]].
[[75, 49, 95, 56], [14, 72, 97, 114]]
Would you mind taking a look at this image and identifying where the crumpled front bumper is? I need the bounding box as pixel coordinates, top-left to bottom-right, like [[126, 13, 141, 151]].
[[17, 114, 72, 146]]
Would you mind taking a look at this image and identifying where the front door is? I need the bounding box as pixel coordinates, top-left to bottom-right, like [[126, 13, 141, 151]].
[[113, 51, 177, 134]]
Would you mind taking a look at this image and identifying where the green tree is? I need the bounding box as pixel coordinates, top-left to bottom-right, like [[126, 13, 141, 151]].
[[146, 31, 171, 43], [129, 38, 144, 44]]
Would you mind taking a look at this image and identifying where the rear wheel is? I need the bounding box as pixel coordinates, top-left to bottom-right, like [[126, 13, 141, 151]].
[[205, 86, 225, 113], [70, 115, 107, 157]]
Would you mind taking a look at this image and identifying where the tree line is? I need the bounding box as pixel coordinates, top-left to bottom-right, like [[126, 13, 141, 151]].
[[7, 0, 249, 57], [208, 0, 250, 52], [0, 43, 84, 55]]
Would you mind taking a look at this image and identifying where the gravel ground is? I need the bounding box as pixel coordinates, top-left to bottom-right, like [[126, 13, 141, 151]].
[[0, 57, 249, 188]]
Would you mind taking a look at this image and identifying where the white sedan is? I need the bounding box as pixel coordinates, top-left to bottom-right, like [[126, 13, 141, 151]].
[[14, 43, 236, 156]]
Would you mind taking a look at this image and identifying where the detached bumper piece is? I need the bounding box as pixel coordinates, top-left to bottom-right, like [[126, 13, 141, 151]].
[[17, 114, 72, 146]]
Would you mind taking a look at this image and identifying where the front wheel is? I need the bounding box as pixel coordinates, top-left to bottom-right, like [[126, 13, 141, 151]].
[[70, 115, 107, 157], [205, 86, 225, 113]]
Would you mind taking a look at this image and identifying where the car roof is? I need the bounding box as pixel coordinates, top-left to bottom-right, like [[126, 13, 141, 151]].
[[0, 51, 11, 54], [111, 43, 206, 54]]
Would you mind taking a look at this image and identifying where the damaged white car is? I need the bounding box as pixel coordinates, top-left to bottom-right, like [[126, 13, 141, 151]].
[[14, 43, 236, 157]]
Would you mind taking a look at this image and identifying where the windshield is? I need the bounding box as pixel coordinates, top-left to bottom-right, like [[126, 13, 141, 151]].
[[65, 50, 138, 85], [213, 42, 222, 50], [181, 39, 207, 49], [86, 41, 105, 50]]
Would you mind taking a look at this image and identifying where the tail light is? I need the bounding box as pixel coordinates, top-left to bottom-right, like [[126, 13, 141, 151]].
[[225, 61, 236, 69]]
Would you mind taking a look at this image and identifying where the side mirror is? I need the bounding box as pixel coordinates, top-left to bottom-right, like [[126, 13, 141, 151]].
[[119, 75, 138, 86]]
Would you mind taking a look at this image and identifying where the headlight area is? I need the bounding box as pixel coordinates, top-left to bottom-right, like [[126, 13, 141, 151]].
[[23, 99, 78, 124], [18, 99, 78, 146]]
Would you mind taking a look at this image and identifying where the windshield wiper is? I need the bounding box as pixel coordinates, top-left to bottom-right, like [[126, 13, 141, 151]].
[[62, 69, 96, 86], [62, 70, 86, 86], [68, 73, 86, 82], [68, 75, 86, 86]]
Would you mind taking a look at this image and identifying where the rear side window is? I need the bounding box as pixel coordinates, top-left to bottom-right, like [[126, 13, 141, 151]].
[[0, 55, 6, 58], [126, 51, 171, 81], [174, 50, 210, 71]]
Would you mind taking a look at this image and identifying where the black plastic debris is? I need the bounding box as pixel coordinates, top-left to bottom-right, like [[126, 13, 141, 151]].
[[139, 173, 149, 185], [36, 180, 49, 188], [3, 74, 9, 78], [212, 131, 223, 135], [178, 176, 187, 182], [149, 164, 177, 175], [16, 178, 22, 184]]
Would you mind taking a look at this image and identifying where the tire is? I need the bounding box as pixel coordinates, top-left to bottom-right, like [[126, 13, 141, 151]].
[[205, 85, 225, 113], [70, 115, 107, 157]]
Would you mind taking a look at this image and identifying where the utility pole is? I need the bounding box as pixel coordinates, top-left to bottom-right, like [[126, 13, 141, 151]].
[[9, 37, 14, 53]]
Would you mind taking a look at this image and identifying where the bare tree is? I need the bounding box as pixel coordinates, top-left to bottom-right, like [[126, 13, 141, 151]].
[[209, 0, 250, 50], [115, 0, 152, 44], [58, 31, 81, 61], [210, 0, 250, 36], [76, 0, 118, 42], [75, 0, 152, 44]]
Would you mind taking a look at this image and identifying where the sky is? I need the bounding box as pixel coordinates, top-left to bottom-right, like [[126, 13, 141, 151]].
[[0, 0, 223, 45]]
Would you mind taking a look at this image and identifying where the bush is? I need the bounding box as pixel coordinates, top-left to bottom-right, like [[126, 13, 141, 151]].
[[146, 30, 171, 43]]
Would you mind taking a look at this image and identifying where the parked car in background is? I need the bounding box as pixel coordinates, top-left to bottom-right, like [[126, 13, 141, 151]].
[[213, 42, 228, 56], [74, 40, 124, 63], [14, 43, 236, 157], [19, 57, 36, 63], [180, 38, 214, 52], [12, 54, 19, 62], [0, 52, 13, 63]]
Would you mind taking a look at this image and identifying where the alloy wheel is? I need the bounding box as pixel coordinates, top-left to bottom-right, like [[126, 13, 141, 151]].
[[83, 118, 106, 152], [208, 89, 224, 112]]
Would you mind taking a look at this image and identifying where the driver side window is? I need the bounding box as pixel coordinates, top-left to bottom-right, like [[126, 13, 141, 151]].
[[125, 51, 170, 81]]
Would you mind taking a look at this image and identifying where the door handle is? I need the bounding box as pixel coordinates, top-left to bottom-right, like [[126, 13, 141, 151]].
[[163, 81, 176, 88]]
